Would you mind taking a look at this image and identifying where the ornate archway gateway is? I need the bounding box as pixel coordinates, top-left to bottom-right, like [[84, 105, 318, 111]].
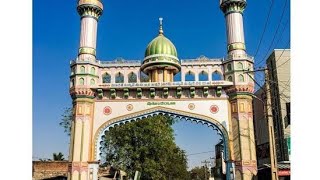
[[68, 0, 257, 180], [94, 106, 232, 178]]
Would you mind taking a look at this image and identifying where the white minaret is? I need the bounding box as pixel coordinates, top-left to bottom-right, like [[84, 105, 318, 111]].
[[220, 0, 247, 56], [77, 0, 103, 61]]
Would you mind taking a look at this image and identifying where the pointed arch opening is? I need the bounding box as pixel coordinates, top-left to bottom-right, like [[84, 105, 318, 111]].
[[79, 78, 84, 85], [199, 70, 208, 81], [80, 66, 85, 73], [102, 73, 111, 83], [115, 72, 124, 83], [238, 74, 245, 82], [91, 67, 96, 75], [185, 71, 195, 81], [237, 62, 244, 70], [90, 78, 95, 85], [212, 71, 223, 81], [128, 72, 137, 83]]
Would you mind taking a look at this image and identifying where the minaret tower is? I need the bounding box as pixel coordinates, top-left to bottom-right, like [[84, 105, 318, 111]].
[[68, 1, 103, 180], [220, 0, 247, 56], [220, 1, 257, 180], [77, 0, 103, 61]]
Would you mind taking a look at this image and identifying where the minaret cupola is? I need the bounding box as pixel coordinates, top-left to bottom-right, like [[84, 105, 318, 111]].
[[141, 18, 181, 82]]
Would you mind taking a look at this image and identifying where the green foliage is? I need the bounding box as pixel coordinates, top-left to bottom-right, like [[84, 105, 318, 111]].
[[53, 152, 65, 161], [102, 115, 189, 179], [189, 166, 210, 180], [59, 107, 73, 136]]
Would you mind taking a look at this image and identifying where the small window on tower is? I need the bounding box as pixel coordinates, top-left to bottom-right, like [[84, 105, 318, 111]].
[[79, 78, 84, 85], [91, 67, 96, 75], [239, 74, 245, 82], [237, 62, 244, 70], [227, 76, 233, 82], [227, 64, 232, 71], [71, 67, 75, 75], [90, 79, 95, 85], [80, 66, 85, 73], [71, 79, 75, 87]]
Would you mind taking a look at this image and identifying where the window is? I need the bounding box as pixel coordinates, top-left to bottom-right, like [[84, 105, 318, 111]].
[[79, 78, 84, 85], [90, 79, 95, 85], [286, 102, 290, 125], [90, 67, 95, 75], [174, 72, 181, 82], [199, 71, 208, 81], [80, 66, 85, 73], [227, 76, 233, 82], [227, 64, 232, 71], [128, 72, 137, 83], [71, 79, 75, 87], [238, 74, 245, 82], [102, 73, 111, 83], [185, 71, 195, 81], [212, 71, 222, 80], [237, 62, 244, 70], [115, 72, 124, 83], [71, 67, 75, 75]]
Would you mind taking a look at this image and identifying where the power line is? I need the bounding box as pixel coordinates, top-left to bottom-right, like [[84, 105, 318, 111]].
[[256, 0, 289, 67], [253, 0, 275, 59], [187, 150, 215, 156]]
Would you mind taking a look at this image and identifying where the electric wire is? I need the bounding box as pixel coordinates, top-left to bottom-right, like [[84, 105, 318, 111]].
[[253, 0, 275, 59], [256, 0, 289, 67]]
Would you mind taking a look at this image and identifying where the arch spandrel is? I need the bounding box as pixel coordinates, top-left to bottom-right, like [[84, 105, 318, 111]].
[[92, 104, 232, 161], [93, 99, 231, 135]]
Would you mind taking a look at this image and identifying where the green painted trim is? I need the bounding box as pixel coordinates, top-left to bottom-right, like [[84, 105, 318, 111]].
[[228, 42, 246, 52], [97, 89, 103, 99], [70, 73, 99, 78], [74, 95, 95, 100], [74, 98, 95, 103]]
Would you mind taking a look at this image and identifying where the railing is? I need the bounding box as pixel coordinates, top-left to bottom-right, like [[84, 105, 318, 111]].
[[225, 54, 254, 61], [70, 58, 142, 66], [181, 56, 223, 65], [98, 80, 232, 89]]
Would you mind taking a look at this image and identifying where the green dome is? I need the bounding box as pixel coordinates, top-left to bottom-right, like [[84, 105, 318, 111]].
[[144, 34, 178, 58], [141, 19, 181, 74]]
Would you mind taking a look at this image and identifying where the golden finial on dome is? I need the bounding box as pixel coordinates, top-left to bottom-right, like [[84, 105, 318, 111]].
[[159, 17, 164, 35]]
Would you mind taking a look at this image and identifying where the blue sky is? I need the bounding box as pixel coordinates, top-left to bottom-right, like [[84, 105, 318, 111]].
[[33, 0, 290, 168]]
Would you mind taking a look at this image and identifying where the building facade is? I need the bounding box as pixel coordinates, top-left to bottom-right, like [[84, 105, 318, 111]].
[[253, 49, 291, 179], [68, 1, 258, 180]]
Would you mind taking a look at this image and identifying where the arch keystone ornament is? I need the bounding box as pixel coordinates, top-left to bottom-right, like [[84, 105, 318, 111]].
[[68, 0, 257, 179]]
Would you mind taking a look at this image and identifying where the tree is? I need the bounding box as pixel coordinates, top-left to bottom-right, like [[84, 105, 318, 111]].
[[102, 115, 189, 179], [189, 166, 210, 180], [59, 107, 73, 136], [53, 152, 65, 161]]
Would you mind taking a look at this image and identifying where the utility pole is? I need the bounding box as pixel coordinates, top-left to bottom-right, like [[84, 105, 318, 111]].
[[244, 68, 279, 180], [265, 68, 279, 180], [202, 160, 211, 180]]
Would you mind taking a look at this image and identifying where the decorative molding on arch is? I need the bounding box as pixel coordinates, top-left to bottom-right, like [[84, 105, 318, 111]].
[[93, 106, 230, 162]]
